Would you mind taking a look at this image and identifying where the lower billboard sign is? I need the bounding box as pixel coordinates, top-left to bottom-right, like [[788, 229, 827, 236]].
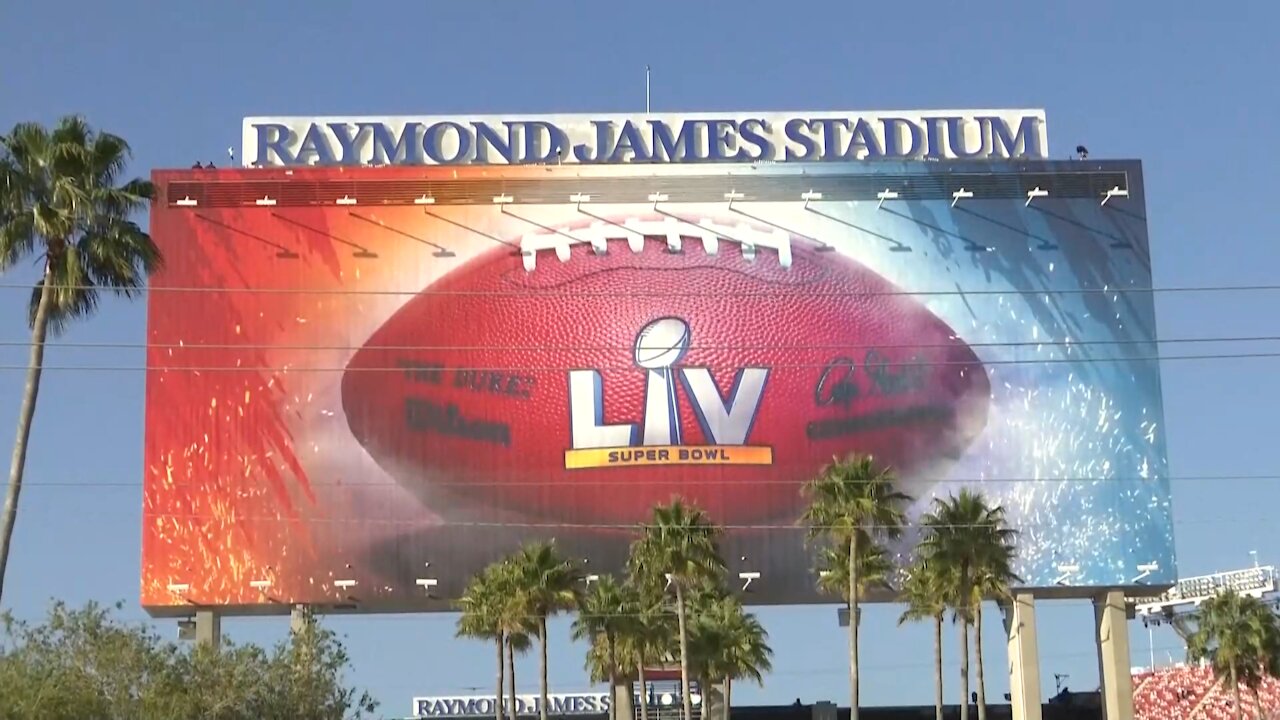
[[141, 160, 1175, 612], [413, 689, 701, 718]]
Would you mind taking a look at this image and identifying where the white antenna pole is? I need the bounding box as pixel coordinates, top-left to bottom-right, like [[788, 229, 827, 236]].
[[645, 65, 651, 114]]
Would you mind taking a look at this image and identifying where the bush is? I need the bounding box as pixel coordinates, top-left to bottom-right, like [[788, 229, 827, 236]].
[[0, 600, 377, 720]]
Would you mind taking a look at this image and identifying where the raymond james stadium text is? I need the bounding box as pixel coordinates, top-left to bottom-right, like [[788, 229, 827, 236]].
[[242, 110, 1047, 167]]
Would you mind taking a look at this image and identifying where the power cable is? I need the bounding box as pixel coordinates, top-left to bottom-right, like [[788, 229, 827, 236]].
[[0, 350, 1276, 372], [20, 513, 1240, 531], [4, 333, 1279, 353], [0, 281, 1276, 298], [12, 473, 1275, 489]]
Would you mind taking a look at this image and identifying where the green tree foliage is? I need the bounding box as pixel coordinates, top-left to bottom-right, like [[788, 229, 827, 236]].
[[897, 559, 952, 720], [628, 498, 725, 720], [918, 489, 1019, 720], [510, 540, 584, 720], [1185, 589, 1280, 720], [814, 540, 894, 603], [0, 600, 376, 720], [461, 558, 535, 720], [0, 117, 161, 603], [571, 574, 629, 720], [613, 578, 673, 720], [685, 583, 772, 720], [458, 563, 518, 720], [800, 454, 911, 720], [451, 489, 1028, 720]]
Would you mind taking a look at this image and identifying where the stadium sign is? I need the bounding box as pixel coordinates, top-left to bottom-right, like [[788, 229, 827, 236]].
[[242, 110, 1047, 167], [412, 693, 612, 718]]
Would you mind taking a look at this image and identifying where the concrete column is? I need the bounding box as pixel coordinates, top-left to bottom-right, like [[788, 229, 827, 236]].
[[194, 609, 221, 650], [1002, 593, 1043, 720], [1094, 591, 1135, 720], [700, 680, 725, 720], [612, 681, 634, 720], [290, 604, 313, 634]]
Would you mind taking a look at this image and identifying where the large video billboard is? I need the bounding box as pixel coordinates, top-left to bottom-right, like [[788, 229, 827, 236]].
[[142, 161, 1175, 613]]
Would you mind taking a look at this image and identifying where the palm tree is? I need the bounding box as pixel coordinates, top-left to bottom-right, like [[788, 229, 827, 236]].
[[815, 541, 894, 602], [505, 629, 533, 720], [616, 578, 673, 720], [511, 541, 584, 720], [918, 490, 1019, 720], [0, 116, 160, 602], [572, 575, 629, 720], [897, 559, 951, 720], [1185, 589, 1280, 720], [458, 564, 512, 720], [688, 590, 773, 720], [800, 455, 911, 720], [629, 498, 725, 720], [484, 559, 534, 720]]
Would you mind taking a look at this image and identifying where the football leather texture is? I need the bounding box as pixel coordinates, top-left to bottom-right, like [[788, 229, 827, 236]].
[[341, 214, 991, 525]]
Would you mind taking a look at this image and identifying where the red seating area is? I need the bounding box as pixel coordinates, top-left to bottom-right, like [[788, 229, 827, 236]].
[[1133, 664, 1280, 720]]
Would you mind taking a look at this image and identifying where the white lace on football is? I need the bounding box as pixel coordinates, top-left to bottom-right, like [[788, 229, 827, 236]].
[[518, 216, 794, 271]]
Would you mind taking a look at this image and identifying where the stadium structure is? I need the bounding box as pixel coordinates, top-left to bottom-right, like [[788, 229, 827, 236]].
[[144, 110, 1186, 720]]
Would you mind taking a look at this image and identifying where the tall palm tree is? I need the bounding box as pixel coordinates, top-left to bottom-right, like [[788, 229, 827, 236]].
[[485, 559, 534, 720], [572, 575, 629, 720], [616, 578, 673, 720], [0, 117, 160, 602], [688, 590, 773, 720], [800, 455, 911, 720], [918, 490, 1019, 720], [512, 540, 584, 720], [1185, 589, 1280, 720], [897, 559, 951, 720], [629, 498, 725, 720], [505, 628, 533, 720], [458, 564, 512, 720]]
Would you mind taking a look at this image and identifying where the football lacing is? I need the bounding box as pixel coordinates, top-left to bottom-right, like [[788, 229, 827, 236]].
[[518, 216, 794, 271]]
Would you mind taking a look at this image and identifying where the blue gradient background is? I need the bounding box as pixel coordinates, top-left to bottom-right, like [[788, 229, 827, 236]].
[[771, 162, 1172, 588]]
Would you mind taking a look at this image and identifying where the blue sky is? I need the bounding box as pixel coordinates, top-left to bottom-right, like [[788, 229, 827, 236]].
[[2, 0, 1278, 716]]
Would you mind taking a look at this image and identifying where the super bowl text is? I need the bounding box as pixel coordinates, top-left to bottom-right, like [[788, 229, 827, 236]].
[[564, 318, 773, 469]]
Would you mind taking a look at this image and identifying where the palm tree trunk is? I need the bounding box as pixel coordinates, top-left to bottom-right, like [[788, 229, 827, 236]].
[[975, 604, 987, 720], [1252, 687, 1264, 720], [676, 583, 692, 720], [1231, 666, 1241, 720], [933, 614, 944, 720], [540, 617, 550, 720], [638, 655, 649, 720], [724, 677, 732, 720], [607, 633, 618, 720], [506, 639, 515, 720], [497, 633, 506, 720], [849, 533, 860, 720], [959, 619, 970, 720], [0, 265, 53, 604]]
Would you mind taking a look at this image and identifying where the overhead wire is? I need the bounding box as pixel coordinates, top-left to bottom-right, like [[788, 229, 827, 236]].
[[0, 511, 1243, 532], [0, 350, 1276, 372], [2, 332, 1279, 353], [12, 473, 1280, 489], [0, 281, 1277, 297]]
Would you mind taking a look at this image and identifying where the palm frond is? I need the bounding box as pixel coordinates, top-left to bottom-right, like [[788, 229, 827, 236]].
[[628, 498, 725, 591], [815, 540, 894, 600], [916, 489, 1021, 623], [0, 116, 160, 334], [0, 209, 36, 272]]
